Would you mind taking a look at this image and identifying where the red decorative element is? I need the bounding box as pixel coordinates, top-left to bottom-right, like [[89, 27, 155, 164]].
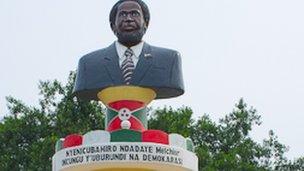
[[107, 117, 121, 132], [129, 117, 145, 132], [109, 100, 144, 111], [63, 134, 83, 148], [142, 130, 169, 145], [107, 116, 145, 132]]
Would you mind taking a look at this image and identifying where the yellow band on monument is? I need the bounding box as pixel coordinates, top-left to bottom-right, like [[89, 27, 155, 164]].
[[97, 86, 156, 105], [95, 169, 153, 171]]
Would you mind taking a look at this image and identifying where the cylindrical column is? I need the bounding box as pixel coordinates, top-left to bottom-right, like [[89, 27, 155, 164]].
[[97, 86, 156, 142], [106, 100, 147, 132]]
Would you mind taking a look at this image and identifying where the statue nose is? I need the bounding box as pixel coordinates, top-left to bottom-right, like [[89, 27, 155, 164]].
[[126, 15, 133, 21], [124, 13, 135, 21]]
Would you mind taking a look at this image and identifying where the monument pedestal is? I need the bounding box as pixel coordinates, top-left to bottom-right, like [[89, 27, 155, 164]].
[[52, 86, 198, 171], [52, 142, 198, 171]]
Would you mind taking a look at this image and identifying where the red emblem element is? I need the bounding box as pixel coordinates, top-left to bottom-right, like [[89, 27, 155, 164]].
[[109, 100, 144, 111], [142, 130, 169, 145], [63, 134, 83, 148]]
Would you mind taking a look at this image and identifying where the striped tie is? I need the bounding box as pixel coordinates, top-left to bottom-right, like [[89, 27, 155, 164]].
[[121, 48, 135, 84]]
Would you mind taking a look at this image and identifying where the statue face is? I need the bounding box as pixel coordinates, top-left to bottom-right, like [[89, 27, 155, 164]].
[[113, 1, 146, 47]]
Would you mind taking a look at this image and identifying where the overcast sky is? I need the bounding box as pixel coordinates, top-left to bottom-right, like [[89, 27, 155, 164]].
[[1, 0, 304, 159]]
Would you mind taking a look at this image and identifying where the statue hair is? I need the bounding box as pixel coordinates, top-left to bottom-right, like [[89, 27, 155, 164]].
[[109, 0, 150, 30]]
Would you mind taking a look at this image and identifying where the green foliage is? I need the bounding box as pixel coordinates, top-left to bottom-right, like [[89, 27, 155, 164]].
[[193, 99, 270, 170], [148, 107, 194, 137], [275, 157, 304, 171], [0, 72, 303, 170], [148, 99, 301, 171], [0, 72, 105, 170]]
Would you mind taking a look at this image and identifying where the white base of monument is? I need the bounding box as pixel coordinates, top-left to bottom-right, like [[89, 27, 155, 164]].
[[52, 142, 198, 171]]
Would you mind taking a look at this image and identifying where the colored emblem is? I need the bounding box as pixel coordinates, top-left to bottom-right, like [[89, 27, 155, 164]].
[[106, 100, 147, 132]]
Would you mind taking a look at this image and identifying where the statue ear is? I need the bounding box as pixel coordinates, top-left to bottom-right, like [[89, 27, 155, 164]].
[[143, 23, 148, 32], [111, 23, 118, 35], [110, 23, 114, 31]]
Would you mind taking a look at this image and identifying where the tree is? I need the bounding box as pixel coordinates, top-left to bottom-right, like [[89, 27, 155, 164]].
[[0, 72, 104, 170], [275, 157, 304, 171], [0, 72, 303, 170], [148, 100, 296, 171]]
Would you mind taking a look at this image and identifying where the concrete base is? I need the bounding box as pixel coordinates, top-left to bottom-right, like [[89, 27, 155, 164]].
[[52, 142, 198, 171]]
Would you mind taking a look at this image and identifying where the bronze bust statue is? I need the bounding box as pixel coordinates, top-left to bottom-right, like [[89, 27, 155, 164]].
[[73, 0, 184, 100]]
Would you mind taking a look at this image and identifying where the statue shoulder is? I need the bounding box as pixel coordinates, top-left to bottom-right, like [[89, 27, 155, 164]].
[[148, 44, 181, 59], [79, 46, 110, 62], [148, 44, 178, 53]]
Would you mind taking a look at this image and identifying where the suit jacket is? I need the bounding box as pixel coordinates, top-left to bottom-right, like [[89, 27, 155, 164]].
[[73, 42, 184, 100]]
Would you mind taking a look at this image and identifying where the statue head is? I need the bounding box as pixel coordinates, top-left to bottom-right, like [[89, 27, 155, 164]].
[[109, 0, 150, 47]]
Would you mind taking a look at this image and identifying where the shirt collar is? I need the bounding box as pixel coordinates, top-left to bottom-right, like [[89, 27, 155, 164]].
[[115, 41, 144, 59]]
